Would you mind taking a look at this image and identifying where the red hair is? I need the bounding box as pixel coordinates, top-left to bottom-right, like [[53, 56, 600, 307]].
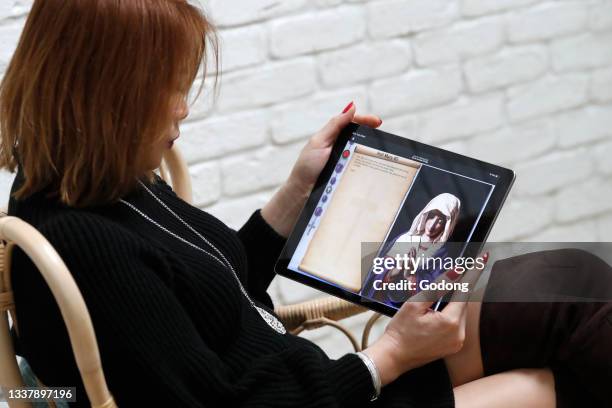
[[0, 0, 218, 207]]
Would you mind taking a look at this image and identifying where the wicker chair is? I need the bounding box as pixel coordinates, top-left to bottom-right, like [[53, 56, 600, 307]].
[[0, 146, 382, 407]]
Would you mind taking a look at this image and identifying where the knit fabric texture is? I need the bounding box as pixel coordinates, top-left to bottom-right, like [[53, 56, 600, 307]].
[[7, 169, 454, 408]]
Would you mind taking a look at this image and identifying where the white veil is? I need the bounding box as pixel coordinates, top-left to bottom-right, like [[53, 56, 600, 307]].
[[406, 193, 461, 243]]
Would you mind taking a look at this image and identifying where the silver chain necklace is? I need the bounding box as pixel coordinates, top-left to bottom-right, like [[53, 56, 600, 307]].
[[118, 179, 286, 335]]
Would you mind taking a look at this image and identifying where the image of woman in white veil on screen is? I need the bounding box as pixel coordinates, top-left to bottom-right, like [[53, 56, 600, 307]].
[[399, 192, 461, 244], [361, 193, 461, 305]]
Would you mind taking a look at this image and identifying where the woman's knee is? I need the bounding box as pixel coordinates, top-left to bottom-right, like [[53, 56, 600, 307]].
[[453, 368, 555, 408]]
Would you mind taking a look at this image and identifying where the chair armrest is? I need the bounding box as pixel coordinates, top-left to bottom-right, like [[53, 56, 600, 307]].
[[0, 216, 117, 408], [274, 296, 368, 332]]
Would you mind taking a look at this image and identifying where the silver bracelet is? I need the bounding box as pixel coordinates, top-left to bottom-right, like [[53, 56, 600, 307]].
[[355, 351, 382, 401]]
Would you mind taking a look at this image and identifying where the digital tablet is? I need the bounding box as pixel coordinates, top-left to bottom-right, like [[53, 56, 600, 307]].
[[275, 123, 515, 317]]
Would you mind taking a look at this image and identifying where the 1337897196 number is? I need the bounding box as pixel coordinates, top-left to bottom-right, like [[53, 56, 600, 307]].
[[0, 387, 76, 402]]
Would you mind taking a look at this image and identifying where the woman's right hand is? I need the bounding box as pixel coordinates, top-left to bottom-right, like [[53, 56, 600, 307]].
[[362, 299, 468, 386], [362, 252, 488, 386]]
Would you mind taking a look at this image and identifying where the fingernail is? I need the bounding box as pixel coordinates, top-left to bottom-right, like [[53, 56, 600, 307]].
[[342, 101, 354, 114], [447, 267, 461, 280], [482, 251, 489, 264]]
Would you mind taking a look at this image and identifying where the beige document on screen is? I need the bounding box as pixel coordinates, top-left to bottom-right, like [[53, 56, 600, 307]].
[[299, 145, 421, 292]]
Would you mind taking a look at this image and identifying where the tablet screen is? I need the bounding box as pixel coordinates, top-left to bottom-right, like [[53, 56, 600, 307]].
[[276, 123, 515, 316]]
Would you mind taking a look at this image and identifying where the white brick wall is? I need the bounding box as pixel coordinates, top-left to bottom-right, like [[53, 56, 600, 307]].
[[269, 6, 366, 57], [0, 0, 611, 360], [506, 2, 589, 43], [464, 45, 548, 93], [413, 17, 505, 66]]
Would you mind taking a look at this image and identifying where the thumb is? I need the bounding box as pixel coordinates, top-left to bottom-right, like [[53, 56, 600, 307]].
[[315, 101, 356, 145], [399, 299, 438, 316], [341, 100, 356, 116]]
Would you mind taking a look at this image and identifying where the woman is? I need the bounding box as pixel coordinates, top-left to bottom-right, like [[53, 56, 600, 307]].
[[0, 1, 609, 407], [397, 193, 461, 245]]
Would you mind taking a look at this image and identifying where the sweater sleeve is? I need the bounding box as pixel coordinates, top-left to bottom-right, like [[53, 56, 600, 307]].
[[236, 209, 288, 309], [31, 213, 375, 408]]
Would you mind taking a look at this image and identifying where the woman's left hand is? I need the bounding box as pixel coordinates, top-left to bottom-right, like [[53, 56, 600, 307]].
[[286, 101, 383, 196], [261, 102, 383, 237]]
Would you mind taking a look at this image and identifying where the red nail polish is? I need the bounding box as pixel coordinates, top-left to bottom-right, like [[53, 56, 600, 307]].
[[447, 267, 461, 280], [342, 101, 354, 114], [482, 251, 489, 264]]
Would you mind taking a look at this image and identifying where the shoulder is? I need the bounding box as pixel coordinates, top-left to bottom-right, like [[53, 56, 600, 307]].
[[33, 210, 169, 276], [13, 209, 177, 298], [38, 209, 141, 248]]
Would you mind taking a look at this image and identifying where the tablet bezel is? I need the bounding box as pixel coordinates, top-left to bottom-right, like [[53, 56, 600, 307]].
[[274, 122, 515, 317]]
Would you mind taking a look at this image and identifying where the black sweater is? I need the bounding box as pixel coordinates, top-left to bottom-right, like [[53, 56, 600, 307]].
[[7, 169, 454, 407]]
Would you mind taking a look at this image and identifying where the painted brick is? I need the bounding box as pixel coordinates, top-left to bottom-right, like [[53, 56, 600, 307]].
[[597, 213, 612, 241], [488, 196, 554, 241], [507, 3, 589, 43], [416, 95, 505, 144], [590, 2, 612, 32], [216, 59, 317, 112], [555, 106, 612, 148], [218, 26, 267, 72], [594, 141, 612, 176], [556, 178, 612, 223], [368, 0, 458, 39], [0, 1, 30, 20], [507, 75, 589, 123], [465, 46, 548, 93], [461, 0, 538, 17], [0, 23, 22, 71], [207, 0, 307, 27], [528, 219, 599, 242], [378, 115, 418, 141], [270, 88, 368, 144], [467, 120, 556, 165], [514, 149, 593, 196], [551, 33, 612, 72], [189, 161, 222, 207], [270, 6, 366, 58], [177, 110, 269, 163], [221, 142, 303, 196], [318, 40, 412, 87], [590, 68, 612, 103], [413, 17, 504, 66], [370, 66, 462, 116]]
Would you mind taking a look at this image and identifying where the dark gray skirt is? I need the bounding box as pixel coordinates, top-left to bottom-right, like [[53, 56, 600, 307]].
[[480, 249, 612, 407]]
